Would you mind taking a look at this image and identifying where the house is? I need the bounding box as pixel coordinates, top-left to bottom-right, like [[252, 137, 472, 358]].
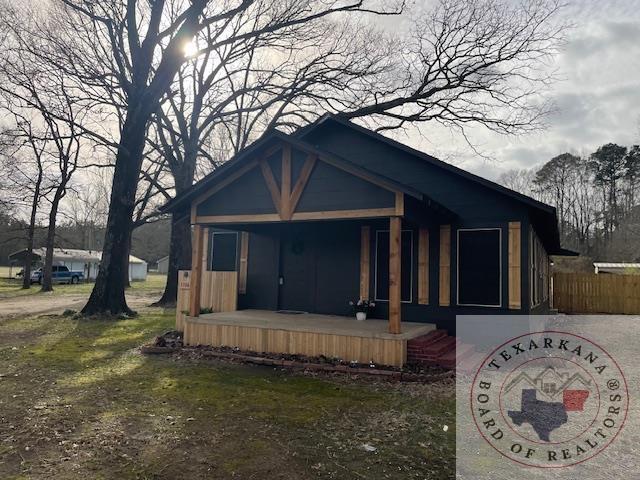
[[504, 366, 592, 401], [8, 247, 148, 281], [593, 262, 640, 275], [156, 255, 170, 274], [162, 114, 571, 366]]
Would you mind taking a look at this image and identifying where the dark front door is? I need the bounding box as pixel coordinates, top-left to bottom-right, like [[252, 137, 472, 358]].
[[278, 225, 317, 312]]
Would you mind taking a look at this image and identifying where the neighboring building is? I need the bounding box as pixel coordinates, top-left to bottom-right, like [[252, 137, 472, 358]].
[[8, 247, 148, 281], [161, 114, 573, 365], [157, 255, 169, 274], [594, 262, 640, 275]]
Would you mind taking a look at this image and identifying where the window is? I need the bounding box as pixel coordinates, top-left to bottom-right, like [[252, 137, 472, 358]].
[[374, 229, 413, 302], [209, 232, 238, 271], [457, 228, 501, 307], [530, 229, 549, 306]]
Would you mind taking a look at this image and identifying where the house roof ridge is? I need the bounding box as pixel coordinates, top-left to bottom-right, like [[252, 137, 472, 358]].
[[296, 114, 557, 215]]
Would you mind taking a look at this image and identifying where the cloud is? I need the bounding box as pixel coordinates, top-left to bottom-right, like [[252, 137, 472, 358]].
[[401, 0, 640, 181]]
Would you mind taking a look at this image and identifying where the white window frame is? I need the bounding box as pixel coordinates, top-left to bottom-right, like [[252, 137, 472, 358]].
[[374, 229, 414, 304], [456, 227, 502, 308], [209, 231, 239, 272]]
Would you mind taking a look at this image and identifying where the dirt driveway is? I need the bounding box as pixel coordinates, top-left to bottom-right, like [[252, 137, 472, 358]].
[[0, 292, 160, 320]]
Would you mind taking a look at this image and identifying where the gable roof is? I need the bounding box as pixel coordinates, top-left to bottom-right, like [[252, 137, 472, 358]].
[[161, 129, 453, 215], [162, 113, 570, 254], [296, 114, 573, 254], [297, 113, 556, 214]]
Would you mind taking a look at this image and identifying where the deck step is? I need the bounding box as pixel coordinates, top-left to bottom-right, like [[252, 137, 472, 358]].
[[420, 336, 458, 357], [407, 333, 481, 370], [407, 329, 448, 347], [436, 342, 475, 369]]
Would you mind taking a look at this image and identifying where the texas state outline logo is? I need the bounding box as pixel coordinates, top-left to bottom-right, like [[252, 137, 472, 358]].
[[470, 331, 629, 468]]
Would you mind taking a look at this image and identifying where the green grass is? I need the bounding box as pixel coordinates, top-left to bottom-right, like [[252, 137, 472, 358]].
[[0, 308, 456, 479], [0, 272, 166, 299]]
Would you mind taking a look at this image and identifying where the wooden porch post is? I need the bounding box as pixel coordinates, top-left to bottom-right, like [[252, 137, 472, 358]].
[[189, 224, 204, 317], [389, 217, 402, 334]]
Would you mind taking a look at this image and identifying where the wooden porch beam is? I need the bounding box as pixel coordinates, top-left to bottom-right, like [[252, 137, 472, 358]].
[[201, 227, 209, 274], [360, 226, 370, 300], [289, 154, 317, 216], [238, 231, 249, 294], [395, 192, 404, 216], [418, 228, 429, 305], [439, 225, 451, 306], [281, 145, 292, 219], [189, 225, 205, 317], [508, 221, 522, 309], [389, 217, 402, 334], [195, 208, 399, 225]]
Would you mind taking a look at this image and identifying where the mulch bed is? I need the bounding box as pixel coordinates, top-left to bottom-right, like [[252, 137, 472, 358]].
[[141, 331, 454, 383]]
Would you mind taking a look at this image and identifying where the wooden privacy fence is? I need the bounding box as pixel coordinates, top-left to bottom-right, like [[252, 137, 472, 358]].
[[553, 273, 640, 314]]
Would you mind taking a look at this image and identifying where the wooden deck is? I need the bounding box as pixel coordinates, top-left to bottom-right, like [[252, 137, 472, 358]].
[[183, 310, 435, 367]]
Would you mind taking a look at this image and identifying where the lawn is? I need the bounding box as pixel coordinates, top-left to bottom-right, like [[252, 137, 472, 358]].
[[0, 308, 456, 479], [0, 271, 167, 299]]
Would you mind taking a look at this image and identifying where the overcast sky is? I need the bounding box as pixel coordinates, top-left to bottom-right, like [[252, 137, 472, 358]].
[[388, 0, 640, 181]]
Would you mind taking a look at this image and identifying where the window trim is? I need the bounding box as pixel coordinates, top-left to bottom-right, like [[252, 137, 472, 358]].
[[456, 227, 502, 308], [374, 228, 414, 304], [209, 231, 239, 272], [530, 228, 548, 308]]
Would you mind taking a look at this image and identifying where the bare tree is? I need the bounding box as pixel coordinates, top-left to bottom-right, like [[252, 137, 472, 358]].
[[31, 0, 401, 315], [341, 0, 566, 136], [1, 0, 566, 314], [0, 11, 87, 292], [497, 169, 536, 197], [533, 153, 580, 239], [0, 111, 49, 289], [151, 12, 395, 305], [152, 0, 567, 305]]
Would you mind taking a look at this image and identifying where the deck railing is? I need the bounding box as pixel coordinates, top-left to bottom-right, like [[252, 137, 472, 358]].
[[176, 270, 238, 331]]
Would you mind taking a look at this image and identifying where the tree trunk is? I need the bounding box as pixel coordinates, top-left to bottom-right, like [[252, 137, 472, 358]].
[[41, 187, 64, 292], [81, 105, 149, 316], [154, 137, 199, 306], [22, 168, 43, 290], [124, 228, 132, 288], [154, 212, 192, 306]]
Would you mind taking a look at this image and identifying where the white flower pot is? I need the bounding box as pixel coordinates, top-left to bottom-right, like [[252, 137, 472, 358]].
[[356, 312, 367, 321]]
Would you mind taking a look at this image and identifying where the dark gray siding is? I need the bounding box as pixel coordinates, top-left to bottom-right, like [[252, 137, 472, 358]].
[[302, 123, 528, 222], [360, 218, 534, 334], [196, 167, 277, 216], [296, 161, 395, 212]]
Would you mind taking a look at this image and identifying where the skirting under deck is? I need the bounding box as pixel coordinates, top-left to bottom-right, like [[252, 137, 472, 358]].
[[183, 310, 435, 367]]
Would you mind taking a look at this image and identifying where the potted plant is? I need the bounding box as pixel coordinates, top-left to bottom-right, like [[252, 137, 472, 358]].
[[349, 299, 375, 321]]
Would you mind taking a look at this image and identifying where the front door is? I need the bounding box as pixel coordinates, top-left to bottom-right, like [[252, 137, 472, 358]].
[[278, 224, 317, 312]]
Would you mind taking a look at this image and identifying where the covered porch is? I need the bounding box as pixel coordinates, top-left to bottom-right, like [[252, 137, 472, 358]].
[[173, 133, 453, 366], [183, 310, 435, 367]]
